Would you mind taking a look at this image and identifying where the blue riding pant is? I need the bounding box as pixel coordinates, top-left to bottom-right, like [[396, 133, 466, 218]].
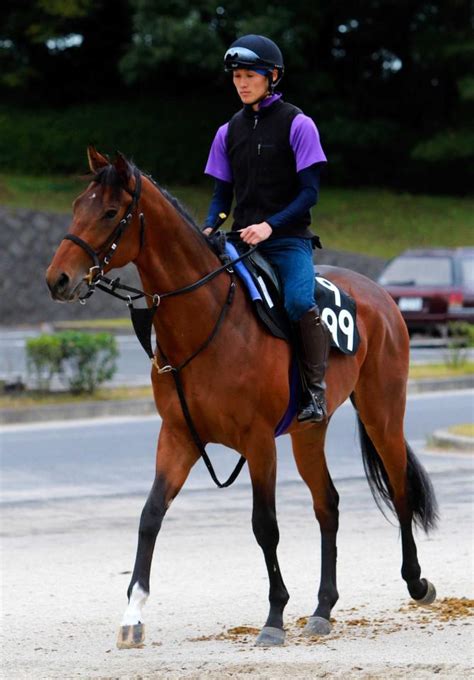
[[258, 237, 316, 322]]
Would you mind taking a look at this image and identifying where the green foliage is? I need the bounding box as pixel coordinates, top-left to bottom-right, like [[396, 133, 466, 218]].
[[26, 334, 63, 391], [26, 331, 118, 393], [37, 0, 93, 19], [0, 99, 225, 182], [0, 97, 472, 193], [0, 0, 472, 193], [458, 76, 474, 102], [444, 322, 474, 368], [411, 129, 474, 162], [59, 331, 119, 393], [0, 0, 130, 99]]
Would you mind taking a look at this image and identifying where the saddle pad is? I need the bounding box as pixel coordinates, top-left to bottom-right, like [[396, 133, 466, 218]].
[[315, 275, 360, 355], [225, 242, 360, 355]]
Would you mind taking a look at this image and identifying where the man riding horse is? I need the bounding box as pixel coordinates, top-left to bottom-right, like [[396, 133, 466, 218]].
[[203, 34, 331, 423]]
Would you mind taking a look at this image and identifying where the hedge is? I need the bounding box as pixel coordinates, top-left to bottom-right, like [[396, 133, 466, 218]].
[[26, 331, 118, 393], [1, 97, 472, 194]]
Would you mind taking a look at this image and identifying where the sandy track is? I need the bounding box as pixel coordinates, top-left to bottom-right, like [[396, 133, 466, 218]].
[[1, 463, 473, 679]]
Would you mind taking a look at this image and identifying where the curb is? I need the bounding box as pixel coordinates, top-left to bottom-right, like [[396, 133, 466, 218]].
[[407, 375, 473, 393], [1, 377, 472, 426], [431, 429, 474, 453], [0, 398, 156, 425]]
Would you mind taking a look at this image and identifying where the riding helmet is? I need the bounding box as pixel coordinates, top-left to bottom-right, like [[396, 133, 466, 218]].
[[224, 34, 284, 88]]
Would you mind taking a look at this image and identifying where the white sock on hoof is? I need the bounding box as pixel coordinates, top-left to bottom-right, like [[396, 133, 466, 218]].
[[121, 583, 149, 626]]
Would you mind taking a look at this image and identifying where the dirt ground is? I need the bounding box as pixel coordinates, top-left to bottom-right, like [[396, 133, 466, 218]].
[[1, 456, 473, 680]]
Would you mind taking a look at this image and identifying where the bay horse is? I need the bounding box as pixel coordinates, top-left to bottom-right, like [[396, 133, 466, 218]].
[[46, 148, 438, 648]]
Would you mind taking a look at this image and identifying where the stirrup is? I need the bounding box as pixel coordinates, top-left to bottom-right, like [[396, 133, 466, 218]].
[[297, 392, 327, 423]]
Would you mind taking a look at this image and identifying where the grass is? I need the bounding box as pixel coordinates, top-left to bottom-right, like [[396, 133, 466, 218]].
[[0, 385, 152, 410], [409, 362, 474, 380], [1, 173, 473, 258], [53, 318, 132, 331], [448, 424, 474, 438], [0, 174, 84, 214]]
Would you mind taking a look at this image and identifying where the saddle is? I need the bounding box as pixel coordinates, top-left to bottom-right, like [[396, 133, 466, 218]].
[[210, 231, 360, 356]]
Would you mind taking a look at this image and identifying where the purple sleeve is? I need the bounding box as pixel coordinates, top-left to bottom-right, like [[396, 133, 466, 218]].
[[289, 114, 327, 172], [204, 123, 233, 183]]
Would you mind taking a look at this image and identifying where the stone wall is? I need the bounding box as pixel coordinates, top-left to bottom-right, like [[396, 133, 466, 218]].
[[0, 206, 386, 326], [0, 206, 141, 325]]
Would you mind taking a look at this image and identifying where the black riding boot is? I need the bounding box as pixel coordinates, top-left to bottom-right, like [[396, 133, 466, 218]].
[[296, 306, 331, 423]]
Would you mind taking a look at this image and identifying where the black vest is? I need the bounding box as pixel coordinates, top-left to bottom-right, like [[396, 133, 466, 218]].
[[227, 99, 313, 239]]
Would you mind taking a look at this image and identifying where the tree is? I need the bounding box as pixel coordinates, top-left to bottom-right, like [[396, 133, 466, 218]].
[[0, 0, 132, 104], [118, 0, 472, 189]]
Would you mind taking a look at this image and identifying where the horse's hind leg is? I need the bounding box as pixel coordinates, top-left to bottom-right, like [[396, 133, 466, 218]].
[[291, 424, 339, 635], [246, 437, 290, 646], [117, 424, 199, 649], [352, 389, 438, 604]]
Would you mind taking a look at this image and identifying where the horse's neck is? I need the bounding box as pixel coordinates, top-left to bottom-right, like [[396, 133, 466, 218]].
[[134, 180, 227, 356], [136, 181, 218, 289]]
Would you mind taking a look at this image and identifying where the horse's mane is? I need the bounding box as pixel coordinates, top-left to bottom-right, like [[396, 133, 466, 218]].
[[92, 159, 207, 242], [158, 185, 203, 236]]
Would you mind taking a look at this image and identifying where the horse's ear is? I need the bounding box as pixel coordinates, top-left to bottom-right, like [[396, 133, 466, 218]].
[[114, 152, 132, 185], [87, 146, 109, 174]]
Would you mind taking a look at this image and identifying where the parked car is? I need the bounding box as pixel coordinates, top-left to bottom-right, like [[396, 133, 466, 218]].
[[377, 247, 474, 335]]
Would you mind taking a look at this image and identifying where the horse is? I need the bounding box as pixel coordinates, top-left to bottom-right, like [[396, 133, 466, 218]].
[[45, 147, 438, 648]]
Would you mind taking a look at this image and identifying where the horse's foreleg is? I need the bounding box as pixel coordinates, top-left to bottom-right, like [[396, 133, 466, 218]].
[[247, 441, 289, 647], [291, 424, 339, 636], [117, 425, 199, 649]]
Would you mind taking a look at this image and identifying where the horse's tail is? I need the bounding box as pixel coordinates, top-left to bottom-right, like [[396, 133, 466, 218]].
[[354, 412, 438, 534]]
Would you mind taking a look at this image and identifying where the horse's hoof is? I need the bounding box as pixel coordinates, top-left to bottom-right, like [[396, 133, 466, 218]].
[[116, 623, 145, 649], [414, 579, 437, 605], [255, 626, 286, 646], [302, 616, 332, 636]]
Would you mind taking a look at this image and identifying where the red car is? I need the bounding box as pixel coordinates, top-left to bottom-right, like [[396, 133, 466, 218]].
[[377, 247, 474, 335]]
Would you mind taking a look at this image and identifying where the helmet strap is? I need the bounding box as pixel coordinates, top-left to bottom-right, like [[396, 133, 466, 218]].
[[268, 73, 275, 94], [247, 72, 279, 106]]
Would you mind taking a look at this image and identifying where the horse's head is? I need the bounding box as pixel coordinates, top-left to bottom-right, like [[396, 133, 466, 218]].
[[46, 147, 143, 302]]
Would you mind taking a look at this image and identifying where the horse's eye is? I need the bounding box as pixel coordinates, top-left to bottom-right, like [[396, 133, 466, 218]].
[[104, 209, 118, 219]]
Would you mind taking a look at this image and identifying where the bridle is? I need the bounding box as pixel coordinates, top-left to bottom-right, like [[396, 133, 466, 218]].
[[61, 166, 257, 488], [62, 167, 144, 300]]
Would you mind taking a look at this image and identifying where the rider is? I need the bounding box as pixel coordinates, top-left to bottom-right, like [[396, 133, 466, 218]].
[[203, 34, 330, 423]]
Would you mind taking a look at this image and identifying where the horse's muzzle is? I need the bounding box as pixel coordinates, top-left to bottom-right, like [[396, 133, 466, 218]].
[[45, 268, 84, 302]]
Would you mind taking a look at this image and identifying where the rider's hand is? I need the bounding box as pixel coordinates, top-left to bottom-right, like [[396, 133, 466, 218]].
[[202, 227, 213, 236], [239, 222, 272, 245]]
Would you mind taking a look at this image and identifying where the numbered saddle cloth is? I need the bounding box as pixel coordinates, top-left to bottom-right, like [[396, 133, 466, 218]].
[[225, 241, 360, 356]]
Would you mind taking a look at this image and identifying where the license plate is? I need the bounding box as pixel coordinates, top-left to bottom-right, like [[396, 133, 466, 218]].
[[398, 297, 423, 312]]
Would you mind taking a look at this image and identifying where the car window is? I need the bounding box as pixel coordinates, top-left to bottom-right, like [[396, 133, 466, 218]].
[[379, 256, 453, 286], [460, 257, 474, 288]]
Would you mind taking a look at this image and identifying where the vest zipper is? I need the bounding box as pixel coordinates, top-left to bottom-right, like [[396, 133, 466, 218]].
[[253, 115, 259, 129]]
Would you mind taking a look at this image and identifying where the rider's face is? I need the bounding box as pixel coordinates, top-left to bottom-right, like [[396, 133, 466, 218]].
[[232, 69, 271, 105]]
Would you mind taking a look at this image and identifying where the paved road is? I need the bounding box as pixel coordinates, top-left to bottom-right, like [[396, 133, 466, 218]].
[[1, 390, 472, 506], [1, 328, 472, 386]]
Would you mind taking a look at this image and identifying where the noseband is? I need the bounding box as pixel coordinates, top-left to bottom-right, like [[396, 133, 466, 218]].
[[62, 167, 144, 300]]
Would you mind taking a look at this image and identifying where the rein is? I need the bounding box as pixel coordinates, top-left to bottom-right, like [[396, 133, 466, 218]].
[[63, 168, 256, 488]]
